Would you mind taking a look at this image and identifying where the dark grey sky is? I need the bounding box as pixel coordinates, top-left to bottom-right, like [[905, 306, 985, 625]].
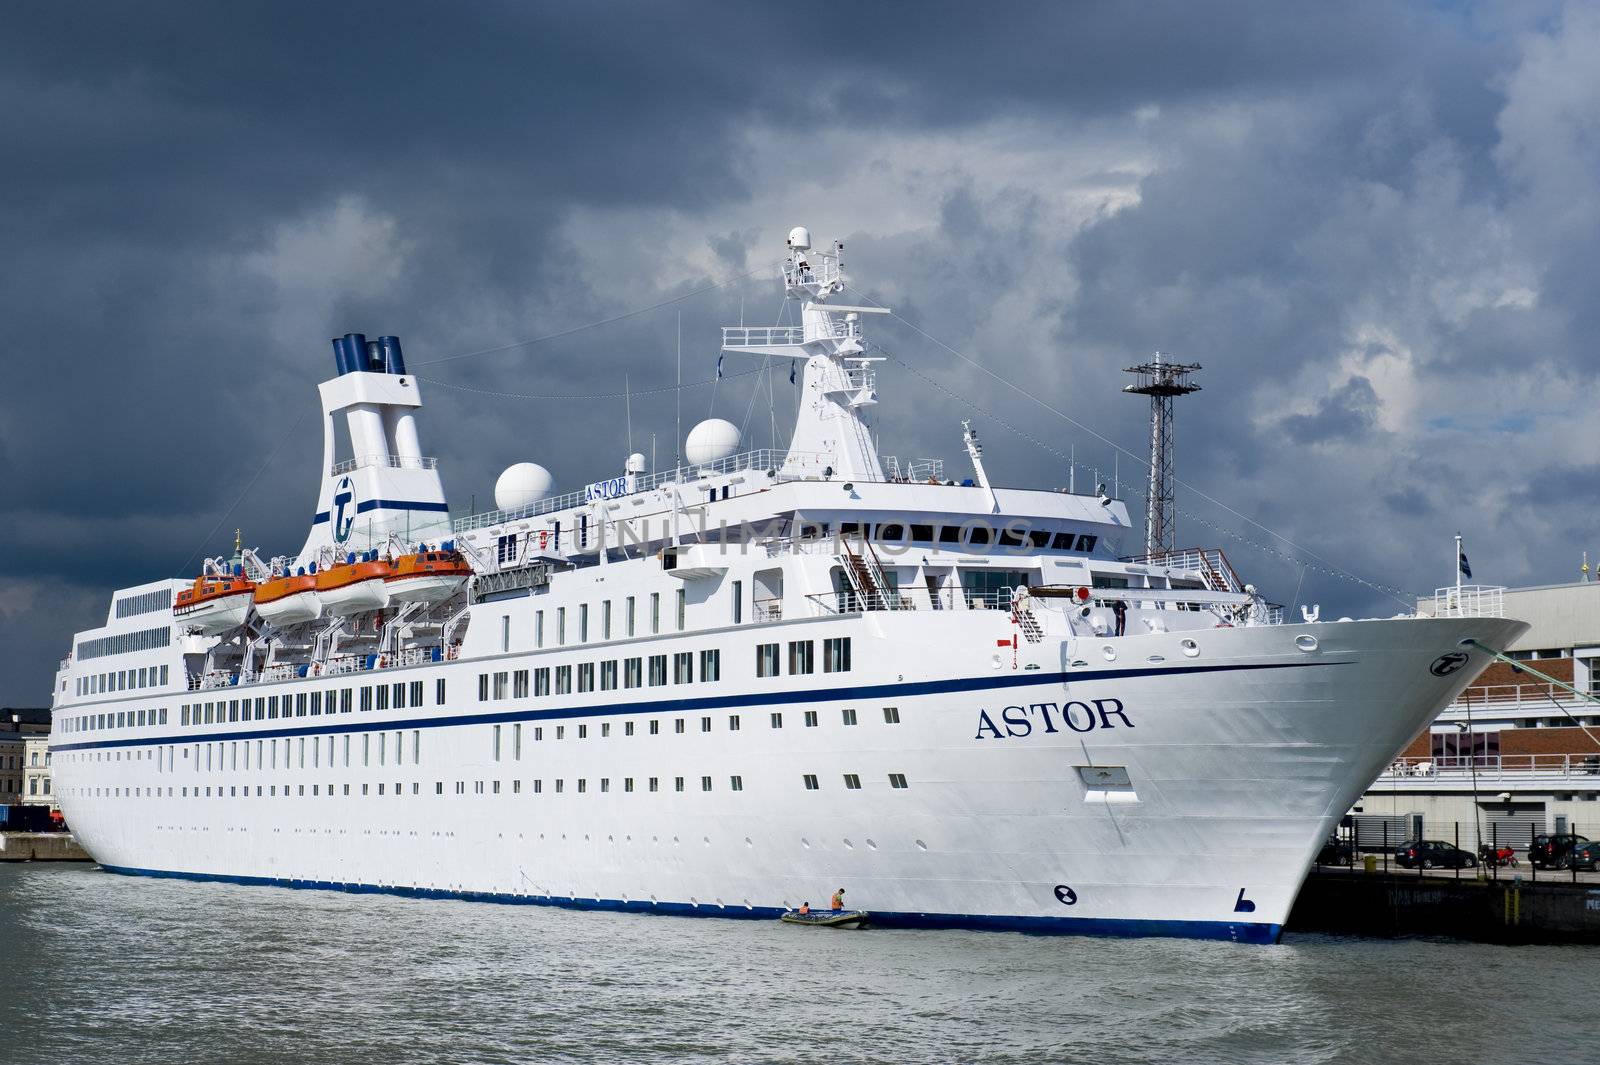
[[3, 1, 1596, 703]]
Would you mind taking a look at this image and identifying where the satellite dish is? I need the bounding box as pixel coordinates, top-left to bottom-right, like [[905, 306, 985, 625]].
[[494, 463, 554, 511], [685, 419, 741, 466]]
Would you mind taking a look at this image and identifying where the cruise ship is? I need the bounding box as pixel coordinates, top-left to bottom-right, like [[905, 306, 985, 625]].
[[48, 227, 1525, 942]]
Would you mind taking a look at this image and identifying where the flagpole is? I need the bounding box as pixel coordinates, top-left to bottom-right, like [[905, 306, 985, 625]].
[[1455, 532, 1463, 604]]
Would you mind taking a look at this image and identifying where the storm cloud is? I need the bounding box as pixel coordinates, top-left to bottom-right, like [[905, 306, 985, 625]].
[[3, 1, 1597, 701]]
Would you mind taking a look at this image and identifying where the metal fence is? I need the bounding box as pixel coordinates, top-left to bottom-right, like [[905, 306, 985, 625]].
[[1314, 817, 1597, 884]]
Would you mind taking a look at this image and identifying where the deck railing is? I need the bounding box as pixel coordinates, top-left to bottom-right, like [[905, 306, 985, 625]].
[[1377, 754, 1600, 780]]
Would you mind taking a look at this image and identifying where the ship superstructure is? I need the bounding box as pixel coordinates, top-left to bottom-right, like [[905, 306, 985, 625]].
[[48, 226, 1525, 942]]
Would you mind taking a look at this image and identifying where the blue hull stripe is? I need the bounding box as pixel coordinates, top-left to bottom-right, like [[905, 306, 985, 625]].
[[311, 499, 450, 525], [54, 659, 1348, 753], [98, 864, 1281, 944]]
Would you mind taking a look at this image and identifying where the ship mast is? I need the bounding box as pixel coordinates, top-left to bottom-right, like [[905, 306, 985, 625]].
[[720, 226, 890, 482]]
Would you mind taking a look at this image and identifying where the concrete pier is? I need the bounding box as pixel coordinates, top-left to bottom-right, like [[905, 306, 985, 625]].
[[1289, 867, 1600, 944], [0, 832, 91, 862]]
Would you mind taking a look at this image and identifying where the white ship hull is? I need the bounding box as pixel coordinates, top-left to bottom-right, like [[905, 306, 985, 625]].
[[385, 573, 468, 605], [317, 580, 390, 617], [255, 590, 322, 626], [173, 594, 253, 636], [51, 614, 1520, 942]]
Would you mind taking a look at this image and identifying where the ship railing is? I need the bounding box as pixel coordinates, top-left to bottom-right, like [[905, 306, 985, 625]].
[[1448, 681, 1587, 710], [1377, 753, 1600, 780], [331, 454, 440, 475], [451, 449, 831, 533], [721, 325, 804, 348], [753, 596, 783, 622], [804, 587, 1016, 615], [1424, 584, 1506, 619], [815, 366, 875, 395]]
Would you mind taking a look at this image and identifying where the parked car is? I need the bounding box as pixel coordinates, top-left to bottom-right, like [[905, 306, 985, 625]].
[[1565, 840, 1600, 872], [1394, 840, 1477, 869], [1315, 837, 1353, 866], [1529, 834, 1590, 869]]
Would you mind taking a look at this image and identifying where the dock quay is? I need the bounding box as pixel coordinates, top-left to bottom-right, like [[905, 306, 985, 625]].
[[1289, 866, 1600, 944], [0, 832, 90, 862]]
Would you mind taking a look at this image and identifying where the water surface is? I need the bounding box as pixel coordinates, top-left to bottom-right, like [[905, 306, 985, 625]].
[[1, 864, 1588, 1064]]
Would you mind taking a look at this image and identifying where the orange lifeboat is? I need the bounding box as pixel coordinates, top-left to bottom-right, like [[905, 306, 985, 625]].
[[173, 573, 255, 635], [254, 572, 321, 625], [385, 546, 471, 604], [315, 554, 393, 616]]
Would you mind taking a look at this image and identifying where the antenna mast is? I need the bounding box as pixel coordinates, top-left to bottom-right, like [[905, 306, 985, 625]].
[[1122, 352, 1201, 555]]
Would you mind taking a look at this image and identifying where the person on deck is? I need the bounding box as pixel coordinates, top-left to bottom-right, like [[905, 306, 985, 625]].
[[799, 901, 810, 914], [831, 888, 845, 911], [1112, 598, 1127, 637]]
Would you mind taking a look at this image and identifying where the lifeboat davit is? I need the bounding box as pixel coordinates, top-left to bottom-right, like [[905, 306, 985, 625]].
[[254, 572, 322, 625], [385, 545, 471, 604], [173, 573, 255, 635], [315, 554, 393, 616]]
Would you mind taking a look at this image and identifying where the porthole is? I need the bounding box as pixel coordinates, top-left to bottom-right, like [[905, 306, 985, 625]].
[[1146, 654, 1164, 664], [843, 838, 854, 849], [1295, 634, 1319, 653], [1102, 646, 1117, 662], [801, 837, 811, 848], [745, 836, 753, 847], [1181, 639, 1200, 658], [866, 839, 878, 850], [915, 839, 928, 850]]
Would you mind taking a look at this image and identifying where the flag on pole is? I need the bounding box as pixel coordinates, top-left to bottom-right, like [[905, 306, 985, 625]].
[[789, 362, 797, 385], [1458, 543, 1472, 579], [715, 354, 723, 380]]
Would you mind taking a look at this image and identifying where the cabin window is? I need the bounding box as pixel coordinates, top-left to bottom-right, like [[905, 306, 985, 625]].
[[535, 667, 550, 696], [732, 581, 743, 624], [601, 660, 618, 690], [500, 614, 510, 653], [578, 663, 595, 693], [580, 603, 589, 643], [434, 679, 444, 706], [649, 655, 668, 686], [788, 640, 814, 675], [700, 649, 721, 682], [555, 665, 572, 694], [803, 774, 819, 791], [844, 774, 861, 790], [841, 708, 857, 726], [626, 597, 636, 637], [557, 607, 566, 646], [756, 643, 780, 678], [770, 712, 783, 728], [624, 658, 642, 688], [535, 610, 544, 648], [674, 652, 693, 684], [651, 593, 661, 635], [493, 672, 508, 700], [805, 710, 819, 727], [883, 707, 900, 724], [410, 681, 423, 706], [674, 718, 685, 734], [602, 601, 612, 640], [823, 637, 851, 673], [493, 725, 502, 761], [514, 670, 529, 698], [676, 588, 686, 630], [477, 674, 489, 701], [889, 774, 909, 789], [674, 777, 685, 793]]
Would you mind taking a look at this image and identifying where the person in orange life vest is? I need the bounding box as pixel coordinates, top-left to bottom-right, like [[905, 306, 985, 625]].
[[798, 901, 810, 914], [831, 888, 845, 911]]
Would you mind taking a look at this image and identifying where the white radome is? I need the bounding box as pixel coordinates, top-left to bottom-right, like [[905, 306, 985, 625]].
[[685, 419, 741, 466], [494, 462, 554, 511]]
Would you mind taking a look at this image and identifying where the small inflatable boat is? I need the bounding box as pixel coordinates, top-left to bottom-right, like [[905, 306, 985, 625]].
[[779, 909, 869, 929]]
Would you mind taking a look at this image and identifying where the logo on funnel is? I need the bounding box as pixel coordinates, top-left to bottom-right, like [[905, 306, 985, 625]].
[[332, 476, 356, 544]]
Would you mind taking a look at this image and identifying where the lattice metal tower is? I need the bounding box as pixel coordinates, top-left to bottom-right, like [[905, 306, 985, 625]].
[[1123, 353, 1202, 555]]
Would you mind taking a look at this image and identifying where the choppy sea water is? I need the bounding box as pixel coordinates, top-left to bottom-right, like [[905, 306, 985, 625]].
[[0, 863, 1591, 1065]]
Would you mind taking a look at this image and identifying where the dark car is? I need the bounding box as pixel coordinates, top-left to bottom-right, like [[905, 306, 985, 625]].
[[1394, 840, 1477, 870], [1315, 837, 1353, 866], [1565, 840, 1600, 872], [1530, 833, 1590, 869]]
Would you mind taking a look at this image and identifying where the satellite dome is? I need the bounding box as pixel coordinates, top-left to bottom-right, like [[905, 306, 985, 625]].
[[685, 419, 741, 466], [787, 226, 812, 252], [494, 462, 554, 511], [625, 452, 647, 474]]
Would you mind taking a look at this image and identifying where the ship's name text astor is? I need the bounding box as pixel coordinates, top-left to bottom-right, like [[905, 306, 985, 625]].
[[975, 699, 1134, 740]]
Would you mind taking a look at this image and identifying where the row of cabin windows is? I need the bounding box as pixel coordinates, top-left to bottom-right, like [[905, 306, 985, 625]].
[[478, 649, 723, 702], [803, 773, 909, 790], [488, 704, 902, 758], [71, 771, 909, 801], [61, 706, 170, 734], [179, 679, 446, 727], [125, 731, 426, 774], [77, 663, 169, 698], [834, 522, 1097, 553], [526, 591, 684, 651], [756, 638, 851, 678]]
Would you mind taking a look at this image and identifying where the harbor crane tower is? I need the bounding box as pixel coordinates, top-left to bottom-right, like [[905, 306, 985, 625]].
[[1123, 353, 1202, 555]]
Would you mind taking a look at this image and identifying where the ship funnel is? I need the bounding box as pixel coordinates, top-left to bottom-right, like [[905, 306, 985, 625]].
[[378, 336, 406, 375], [331, 333, 369, 375]]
